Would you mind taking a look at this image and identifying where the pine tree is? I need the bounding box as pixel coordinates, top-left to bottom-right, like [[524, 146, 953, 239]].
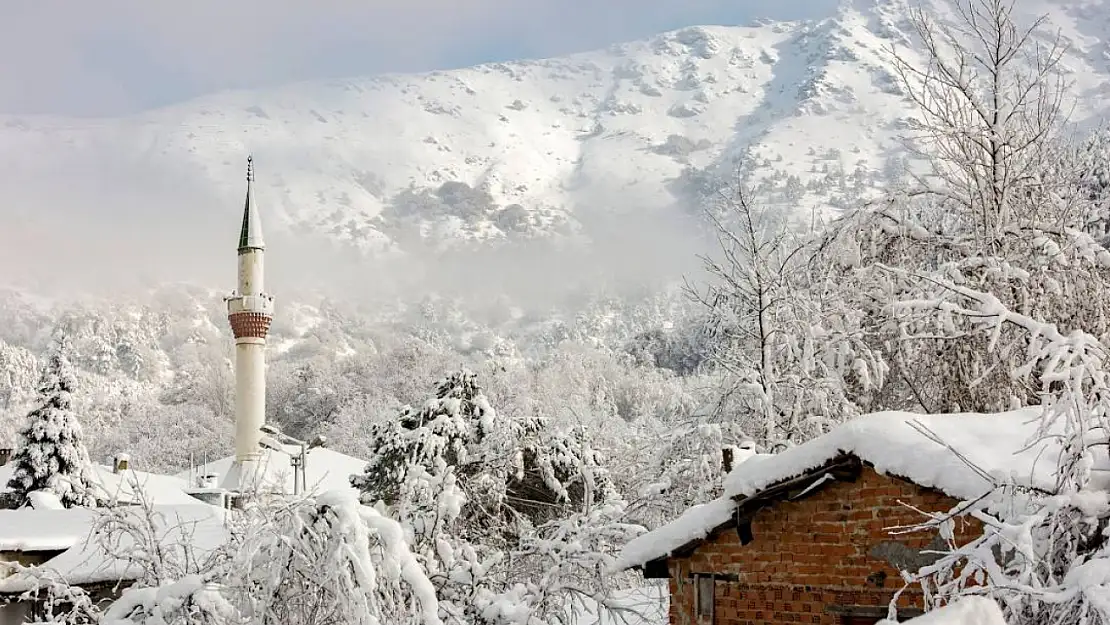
[[352, 370, 610, 535], [351, 371, 636, 625], [6, 336, 96, 508]]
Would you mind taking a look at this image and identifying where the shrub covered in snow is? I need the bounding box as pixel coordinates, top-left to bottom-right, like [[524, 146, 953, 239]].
[[890, 283, 1110, 625], [93, 490, 442, 625], [848, 3, 1110, 623]]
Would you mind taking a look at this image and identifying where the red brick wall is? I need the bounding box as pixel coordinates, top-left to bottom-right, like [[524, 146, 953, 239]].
[[666, 467, 979, 625]]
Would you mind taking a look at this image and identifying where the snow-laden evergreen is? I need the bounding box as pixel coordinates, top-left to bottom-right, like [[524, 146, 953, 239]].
[[352, 370, 641, 625], [353, 370, 613, 534], [5, 335, 95, 509]]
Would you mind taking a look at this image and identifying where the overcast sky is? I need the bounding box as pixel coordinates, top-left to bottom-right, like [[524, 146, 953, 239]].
[[2, 0, 837, 117]]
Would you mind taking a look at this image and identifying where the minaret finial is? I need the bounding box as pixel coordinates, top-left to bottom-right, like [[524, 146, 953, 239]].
[[246, 155, 254, 182]]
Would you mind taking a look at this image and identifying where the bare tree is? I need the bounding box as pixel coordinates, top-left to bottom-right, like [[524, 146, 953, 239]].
[[890, 0, 1070, 250], [813, 1, 1110, 414], [689, 183, 882, 447]]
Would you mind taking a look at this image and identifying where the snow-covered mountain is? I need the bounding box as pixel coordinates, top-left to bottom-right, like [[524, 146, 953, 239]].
[[1, 0, 1108, 255]]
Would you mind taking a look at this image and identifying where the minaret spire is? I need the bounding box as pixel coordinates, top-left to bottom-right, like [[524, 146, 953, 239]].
[[226, 155, 274, 481], [239, 155, 265, 251]]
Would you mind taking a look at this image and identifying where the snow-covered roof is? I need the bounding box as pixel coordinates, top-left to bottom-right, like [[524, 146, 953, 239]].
[[88, 467, 197, 506], [618, 408, 1061, 570], [0, 463, 197, 507], [724, 408, 1054, 501], [0, 464, 207, 557], [177, 447, 368, 496], [617, 498, 736, 574], [0, 507, 95, 552], [0, 504, 229, 593]]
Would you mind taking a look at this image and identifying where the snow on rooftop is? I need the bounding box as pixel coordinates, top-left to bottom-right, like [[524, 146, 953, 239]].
[[614, 498, 734, 573], [89, 467, 197, 507], [0, 464, 210, 560], [723, 408, 1054, 501], [0, 463, 197, 507], [177, 447, 368, 496], [0, 507, 95, 552], [0, 504, 229, 592], [618, 408, 1063, 570]]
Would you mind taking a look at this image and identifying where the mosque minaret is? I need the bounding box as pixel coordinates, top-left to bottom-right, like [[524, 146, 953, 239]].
[[226, 156, 274, 476]]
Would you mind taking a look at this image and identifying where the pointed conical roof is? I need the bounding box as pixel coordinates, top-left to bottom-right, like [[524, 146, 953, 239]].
[[238, 155, 265, 251]]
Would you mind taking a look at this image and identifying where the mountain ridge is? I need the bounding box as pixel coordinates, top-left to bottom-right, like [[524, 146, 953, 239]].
[[0, 0, 1107, 266]]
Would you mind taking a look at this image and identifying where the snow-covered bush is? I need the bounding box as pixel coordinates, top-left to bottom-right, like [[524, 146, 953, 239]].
[[889, 280, 1110, 625], [233, 490, 442, 625], [8, 566, 102, 625], [814, 0, 1110, 415], [691, 184, 881, 447], [623, 420, 752, 529], [881, 596, 1007, 625], [97, 490, 442, 625], [103, 576, 238, 625]]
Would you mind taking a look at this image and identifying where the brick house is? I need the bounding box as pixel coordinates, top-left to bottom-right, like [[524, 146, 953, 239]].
[[617, 408, 1056, 625]]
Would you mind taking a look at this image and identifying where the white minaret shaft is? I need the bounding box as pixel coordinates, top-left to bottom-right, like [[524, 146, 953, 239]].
[[227, 156, 274, 465]]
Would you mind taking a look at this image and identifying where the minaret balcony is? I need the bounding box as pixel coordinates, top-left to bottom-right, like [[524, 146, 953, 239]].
[[226, 293, 275, 316]]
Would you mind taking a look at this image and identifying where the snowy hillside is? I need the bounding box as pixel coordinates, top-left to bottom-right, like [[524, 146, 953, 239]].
[[1, 0, 1107, 254]]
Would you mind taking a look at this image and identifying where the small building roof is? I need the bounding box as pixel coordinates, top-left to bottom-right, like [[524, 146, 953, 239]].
[[0, 463, 209, 567], [177, 446, 368, 497], [723, 407, 1056, 501], [617, 408, 1070, 572], [0, 507, 95, 552], [0, 463, 199, 509], [87, 467, 198, 507], [0, 504, 229, 593]]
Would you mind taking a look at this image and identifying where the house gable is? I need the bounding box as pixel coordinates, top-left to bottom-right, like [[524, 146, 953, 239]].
[[639, 454, 864, 577], [623, 408, 1059, 576], [665, 466, 980, 625]]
